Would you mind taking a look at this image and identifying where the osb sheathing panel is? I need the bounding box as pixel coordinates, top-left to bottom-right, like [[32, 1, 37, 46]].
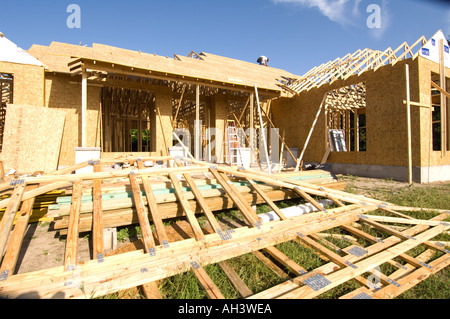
[[417, 56, 450, 167], [151, 91, 173, 155], [0, 104, 65, 173], [0, 61, 44, 106], [272, 59, 424, 167], [45, 73, 101, 166]]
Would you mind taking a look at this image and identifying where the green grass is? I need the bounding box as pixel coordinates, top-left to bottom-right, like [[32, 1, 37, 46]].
[[106, 177, 450, 299]]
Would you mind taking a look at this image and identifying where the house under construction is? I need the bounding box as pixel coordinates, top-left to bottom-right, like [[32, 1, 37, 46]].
[[1, 30, 449, 183], [0, 30, 449, 300]]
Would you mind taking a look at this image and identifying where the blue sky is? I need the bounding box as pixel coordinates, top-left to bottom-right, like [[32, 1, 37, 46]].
[[1, 0, 449, 75]]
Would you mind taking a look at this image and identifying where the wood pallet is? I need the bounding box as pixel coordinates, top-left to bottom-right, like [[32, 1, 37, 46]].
[[0, 156, 448, 299]]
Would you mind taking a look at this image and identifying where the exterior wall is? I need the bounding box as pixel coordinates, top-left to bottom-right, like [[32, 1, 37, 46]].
[[0, 61, 45, 106], [45, 73, 101, 166], [417, 56, 450, 168], [271, 58, 445, 182]]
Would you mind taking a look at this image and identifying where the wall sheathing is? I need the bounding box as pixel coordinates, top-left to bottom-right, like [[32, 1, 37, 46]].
[[45, 73, 101, 166], [0, 61, 44, 106]]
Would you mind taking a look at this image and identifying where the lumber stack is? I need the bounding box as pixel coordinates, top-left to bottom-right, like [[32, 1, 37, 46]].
[[0, 156, 448, 300]]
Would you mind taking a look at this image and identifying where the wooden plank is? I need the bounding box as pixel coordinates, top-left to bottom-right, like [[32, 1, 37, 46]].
[[141, 175, 169, 246], [358, 216, 417, 241], [92, 164, 104, 260], [293, 187, 327, 213], [0, 185, 26, 259], [183, 173, 223, 235], [218, 261, 253, 298], [439, 39, 447, 156], [191, 263, 225, 299], [209, 168, 261, 227], [129, 173, 156, 255], [168, 173, 205, 241], [140, 281, 162, 299], [0, 185, 38, 278], [64, 180, 83, 271], [252, 250, 290, 280], [244, 177, 287, 220], [405, 64, 413, 184], [263, 246, 307, 276]]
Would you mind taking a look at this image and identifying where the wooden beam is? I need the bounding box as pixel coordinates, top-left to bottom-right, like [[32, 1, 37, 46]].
[[64, 181, 83, 271], [92, 164, 104, 260], [244, 177, 287, 220], [195, 84, 200, 160], [168, 173, 205, 241], [183, 173, 223, 236], [255, 85, 271, 173], [439, 39, 447, 156], [218, 261, 253, 298], [141, 175, 169, 246], [129, 173, 156, 255], [405, 64, 413, 184], [0, 185, 25, 259], [191, 263, 225, 299], [0, 185, 38, 279], [81, 71, 88, 147], [209, 168, 261, 227]]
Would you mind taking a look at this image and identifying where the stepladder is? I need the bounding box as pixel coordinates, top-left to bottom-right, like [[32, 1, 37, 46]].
[[226, 120, 243, 166]]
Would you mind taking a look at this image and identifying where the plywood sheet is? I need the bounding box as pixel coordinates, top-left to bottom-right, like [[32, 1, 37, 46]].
[[1, 104, 66, 173]]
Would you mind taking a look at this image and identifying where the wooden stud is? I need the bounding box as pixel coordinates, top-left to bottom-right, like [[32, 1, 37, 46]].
[[191, 263, 225, 299], [244, 177, 287, 220], [183, 173, 223, 235], [92, 164, 104, 260], [129, 173, 156, 255], [0, 185, 26, 259], [218, 261, 253, 298], [439, 39, 447, 156], [209, 168, 261, 227], [141, 175, 169, 246], [64, 180, 83, 271], [168, 173, 205, 241], [0, 185, 38, 277], [405, 64, 413, 184], [293, 187, 327, 213]]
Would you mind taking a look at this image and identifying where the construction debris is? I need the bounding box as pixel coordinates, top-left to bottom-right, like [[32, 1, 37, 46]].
[[0, 156, 448, 299]]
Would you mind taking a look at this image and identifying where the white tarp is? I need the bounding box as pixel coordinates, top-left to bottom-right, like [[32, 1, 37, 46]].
[[419, 30, 450, 68], [0, 32, 43, 66]]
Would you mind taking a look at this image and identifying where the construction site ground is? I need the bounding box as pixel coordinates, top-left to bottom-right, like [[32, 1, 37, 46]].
[[11, 174, 450, 299]]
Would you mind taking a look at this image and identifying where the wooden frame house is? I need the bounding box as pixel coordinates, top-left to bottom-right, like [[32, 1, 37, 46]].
[[273, 30, 450, 183]]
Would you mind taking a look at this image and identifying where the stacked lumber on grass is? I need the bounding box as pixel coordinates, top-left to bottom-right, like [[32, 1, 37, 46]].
[[0, 156, 448, 299]]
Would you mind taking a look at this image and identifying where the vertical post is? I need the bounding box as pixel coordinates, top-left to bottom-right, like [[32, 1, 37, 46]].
[[138, 103, 143, 152], [439, 39, 447, 156], [406, 64, 413, 184], [195, 84, 200, 160], [81, 71, 88, 147], [255, 84, 271, 174], [250, 93, 255, 164]]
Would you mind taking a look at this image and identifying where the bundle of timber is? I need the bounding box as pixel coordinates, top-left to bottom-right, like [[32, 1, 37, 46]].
[[0, 155, 448, 299]]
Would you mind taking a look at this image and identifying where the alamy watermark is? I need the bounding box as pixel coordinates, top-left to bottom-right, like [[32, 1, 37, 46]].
[[366, 4, 382, 29], [66, 4, 81, 29]]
